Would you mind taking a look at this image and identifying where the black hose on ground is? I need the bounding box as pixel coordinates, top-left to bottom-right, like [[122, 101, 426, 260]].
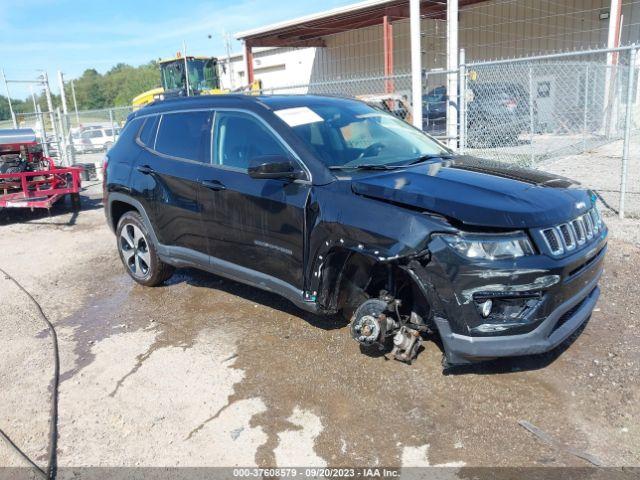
[[0, 267, 59, 480]]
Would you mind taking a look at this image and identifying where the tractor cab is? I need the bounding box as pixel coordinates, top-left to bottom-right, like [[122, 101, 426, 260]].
[[161, 56, 220, 96], [132, 54, 222, 108]]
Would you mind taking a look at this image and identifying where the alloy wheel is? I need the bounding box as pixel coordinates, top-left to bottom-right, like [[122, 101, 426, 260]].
[[119, 223, 151, 278]]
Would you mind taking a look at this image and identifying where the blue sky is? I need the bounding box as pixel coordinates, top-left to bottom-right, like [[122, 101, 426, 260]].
[[0, 0, 354, 99]]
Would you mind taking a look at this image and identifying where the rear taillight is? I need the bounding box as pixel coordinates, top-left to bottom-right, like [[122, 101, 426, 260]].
[[102, 155, 108, 188]]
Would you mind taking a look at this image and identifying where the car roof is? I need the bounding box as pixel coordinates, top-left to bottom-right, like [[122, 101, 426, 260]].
[[131, 94, 365, 118]]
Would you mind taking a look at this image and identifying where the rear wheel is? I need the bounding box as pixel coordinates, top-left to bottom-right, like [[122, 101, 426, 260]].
[[116, 211, 174, 286]]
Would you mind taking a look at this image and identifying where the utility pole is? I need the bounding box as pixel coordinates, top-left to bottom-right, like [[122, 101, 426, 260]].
[[70, 79, 80, 125], [446, 0, 459, 149], [57, 71, 68, 115], [1, 69, 18, 128], [37, 104, 50, 157], [41, 71, 64, 165], [183, 41, 191, 96], [603, 0, 623, 137], [58, 71, 76, 164], [224, 32, 234, 89], [410, 0, 423, 130], [29, 86, 42, 141]]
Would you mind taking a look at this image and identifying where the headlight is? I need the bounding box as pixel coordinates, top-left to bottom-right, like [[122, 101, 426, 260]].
[[442, 232, 534, 260]]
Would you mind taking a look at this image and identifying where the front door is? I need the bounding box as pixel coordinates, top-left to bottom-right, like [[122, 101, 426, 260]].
[[200, 110, 309, 289]]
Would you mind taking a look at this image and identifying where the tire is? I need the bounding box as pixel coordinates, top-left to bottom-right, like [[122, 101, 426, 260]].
[[70, 192, 81, 211], [116, 211, 174, 286]]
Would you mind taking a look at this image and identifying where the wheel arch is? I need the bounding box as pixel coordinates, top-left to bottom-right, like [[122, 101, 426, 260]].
[[316, 247, 430, 321], [107, 193, 160, 247]]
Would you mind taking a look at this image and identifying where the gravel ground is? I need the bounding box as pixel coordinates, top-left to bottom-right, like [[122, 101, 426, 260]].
[[0, 155, 639, 471], [541, 136, 640, 219]]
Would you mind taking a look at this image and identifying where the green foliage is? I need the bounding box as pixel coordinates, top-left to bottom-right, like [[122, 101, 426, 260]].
[[0, 61, 161, 121], [66, 62, 160, 110]]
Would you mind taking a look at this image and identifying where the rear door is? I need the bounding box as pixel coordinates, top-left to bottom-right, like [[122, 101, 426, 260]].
[[134, 110, 213, 255], [200, 110, 310, 288]]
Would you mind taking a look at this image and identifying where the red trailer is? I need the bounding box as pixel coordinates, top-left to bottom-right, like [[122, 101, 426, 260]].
[[0, 129, 82, 210]]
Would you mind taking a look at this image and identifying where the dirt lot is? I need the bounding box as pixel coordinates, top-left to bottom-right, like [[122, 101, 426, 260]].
[[0, 178, 639, 471]]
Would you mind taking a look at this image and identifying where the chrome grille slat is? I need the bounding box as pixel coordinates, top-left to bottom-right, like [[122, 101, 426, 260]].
[[542, 228, 563, 255], [583, 214, 594, 239], [558, 224, 575, 251], [572, 219, 586, 245], [539, 206, 603, 256]]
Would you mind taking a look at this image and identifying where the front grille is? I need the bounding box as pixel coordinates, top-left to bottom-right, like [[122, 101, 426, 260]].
[[539, 207, 603, 256], [543, 228, 562, 255]]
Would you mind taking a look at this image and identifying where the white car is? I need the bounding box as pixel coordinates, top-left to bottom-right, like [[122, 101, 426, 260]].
[[76, 127, 120, 153]]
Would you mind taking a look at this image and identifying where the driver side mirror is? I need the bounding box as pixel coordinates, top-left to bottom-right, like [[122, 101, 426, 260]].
[[247, 155, 305, 181]]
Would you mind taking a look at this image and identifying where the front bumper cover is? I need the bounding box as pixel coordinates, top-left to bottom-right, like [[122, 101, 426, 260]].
[[406, 228, 607, 366], [435, 269, 601, 365]]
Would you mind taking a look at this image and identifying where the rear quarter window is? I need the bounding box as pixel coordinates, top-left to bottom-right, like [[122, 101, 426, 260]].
[[138, 115, 160, 147], [107, 117, 143, 156]]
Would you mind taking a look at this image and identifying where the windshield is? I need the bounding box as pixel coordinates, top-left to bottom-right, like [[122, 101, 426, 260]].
[[280, 101, 450, 169], [161, 61, 185, 91], [187, 59, 219, 92]]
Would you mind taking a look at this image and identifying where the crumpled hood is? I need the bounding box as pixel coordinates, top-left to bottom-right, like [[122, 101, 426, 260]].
[[350, 156, 593, 228]]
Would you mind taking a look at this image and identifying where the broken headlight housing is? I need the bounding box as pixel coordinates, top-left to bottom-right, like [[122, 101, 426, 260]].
[[442, 232, 534, 260]]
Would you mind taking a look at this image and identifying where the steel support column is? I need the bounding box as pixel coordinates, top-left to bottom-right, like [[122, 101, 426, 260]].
[[446, 0, 459, 149], [245, 42, 255, 85], [383, 15, 394, 93], [410, 0, 422, 129]]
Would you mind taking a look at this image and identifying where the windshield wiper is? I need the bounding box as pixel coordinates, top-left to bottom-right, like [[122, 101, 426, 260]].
[[329, 164, 407, 171], [407, 153, 453, 165]]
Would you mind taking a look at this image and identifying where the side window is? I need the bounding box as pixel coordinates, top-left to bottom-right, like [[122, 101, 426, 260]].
[[139, 115, 160, 148], [155, 111, 212, 162], [213, 111, 290, 171]]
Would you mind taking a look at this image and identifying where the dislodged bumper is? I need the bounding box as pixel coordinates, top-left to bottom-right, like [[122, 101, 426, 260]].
[[435, 270, 601, 365], [407, 226, 608, 366]]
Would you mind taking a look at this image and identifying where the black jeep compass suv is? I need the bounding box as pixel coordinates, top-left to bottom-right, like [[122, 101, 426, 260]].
[[104, 94, 607, 366]]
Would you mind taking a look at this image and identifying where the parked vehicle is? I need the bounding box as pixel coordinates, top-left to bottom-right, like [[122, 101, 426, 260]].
[[104, 95, 606, 366], [77, 127, 120, 153], [423, 83, 530, 146]]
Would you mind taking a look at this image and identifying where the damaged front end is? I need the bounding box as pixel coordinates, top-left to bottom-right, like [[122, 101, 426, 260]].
[[324, 212, 606, 367], [409, 217, 607, 366]]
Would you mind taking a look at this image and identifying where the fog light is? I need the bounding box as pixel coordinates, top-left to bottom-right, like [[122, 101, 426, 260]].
[[480, 299, 493, 318]]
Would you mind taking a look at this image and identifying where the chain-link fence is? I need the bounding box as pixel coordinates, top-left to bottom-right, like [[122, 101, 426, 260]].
[[256, 45, 639, 218], [59, 106, 133, 171], [2, 104, 133, 176], [458, 47, 639, 218]]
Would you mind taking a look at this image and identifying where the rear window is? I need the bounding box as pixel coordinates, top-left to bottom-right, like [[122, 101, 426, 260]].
[[155, 111, 212, 162], [139, 115, 159, 147]]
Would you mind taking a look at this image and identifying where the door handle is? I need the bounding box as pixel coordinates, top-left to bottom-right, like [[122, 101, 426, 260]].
[[201, 180, 226, 191], [137, 165, 155, 175]]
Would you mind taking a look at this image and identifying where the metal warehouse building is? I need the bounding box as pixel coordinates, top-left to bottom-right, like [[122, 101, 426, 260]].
[[223, 0, 639, 90]]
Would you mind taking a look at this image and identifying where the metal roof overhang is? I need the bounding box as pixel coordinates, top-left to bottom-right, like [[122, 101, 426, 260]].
[[235, 0, 486, 48]]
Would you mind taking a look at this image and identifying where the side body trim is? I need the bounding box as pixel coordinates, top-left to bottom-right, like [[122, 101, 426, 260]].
[[106, 192, 319, 313]]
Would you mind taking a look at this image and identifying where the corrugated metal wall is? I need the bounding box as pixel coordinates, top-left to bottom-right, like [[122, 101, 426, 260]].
[[308, 0, 639, 81]]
